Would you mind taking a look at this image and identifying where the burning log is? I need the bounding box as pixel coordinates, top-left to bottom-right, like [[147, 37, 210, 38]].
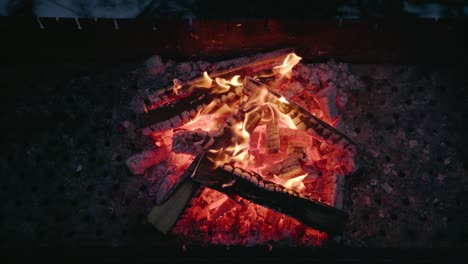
[[145, 48, 295, 106], [243, 77, 358, 156], [260, 153, 306, 180], [148, 154, 348, 235], [244, 108, 263, 134], [287, 141, 307, 156], [139, 87, 243, 131], [140, 49, 297, 131], [265, 119, 280, 153], [192, 155, 349, 235], [172, 129, 216, 155], [137, 50, 357, 243]]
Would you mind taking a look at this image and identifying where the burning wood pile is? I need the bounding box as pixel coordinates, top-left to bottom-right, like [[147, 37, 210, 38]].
[[125, 49, 359, 246]]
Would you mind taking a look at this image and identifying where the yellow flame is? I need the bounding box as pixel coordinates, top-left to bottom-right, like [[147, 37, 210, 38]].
[[172, 79, 183, 95], [208, 118, 253, 169], [214, 75, 242, 94], [278, 96, 289, 104], [215, 75, 242, 89], [195, 71, 213, 88], [283, 173, 308, 192], [278, 111, 297, 129], [273, 53, 302, 78]]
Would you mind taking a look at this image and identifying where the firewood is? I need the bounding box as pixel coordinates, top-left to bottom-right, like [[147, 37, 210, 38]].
[[191, 156, 349, 235], [145, 48, 295, 106], [172, 129, 217, 155], [260, 153, 306, 180], [243, 77, 357, 156], [140, 49, 297, 129], [244, 109, 263, 134], [265, 119, 280, 153], [287, 141, 307, 156], [139, 87, 242, 129]]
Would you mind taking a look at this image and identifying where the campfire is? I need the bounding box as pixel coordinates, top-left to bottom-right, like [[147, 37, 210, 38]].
[[125, 49, 358, 246]]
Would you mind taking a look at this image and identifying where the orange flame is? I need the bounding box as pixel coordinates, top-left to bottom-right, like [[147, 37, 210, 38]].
[[172, 79, 183, 95], [273, 53, 302, 78], [215, 75, 242, 93], [196, 71, 213, 88], [282, 173, 308, 192]]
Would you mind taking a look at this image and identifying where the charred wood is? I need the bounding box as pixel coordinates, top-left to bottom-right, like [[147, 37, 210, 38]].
[[192, 156, 349, 234]]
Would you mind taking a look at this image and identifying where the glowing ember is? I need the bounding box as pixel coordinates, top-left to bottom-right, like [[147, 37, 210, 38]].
[[136, 52, 356, 246]]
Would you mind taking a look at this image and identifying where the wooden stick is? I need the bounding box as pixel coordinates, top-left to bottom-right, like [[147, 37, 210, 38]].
[[147, 179, 197, 235], [147, 154, 205, 234]]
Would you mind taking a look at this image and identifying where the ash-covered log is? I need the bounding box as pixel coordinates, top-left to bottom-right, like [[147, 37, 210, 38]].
[[125, 147, 168, 175], [172, 129, 217, 155], [139, 86, 242, 130], [145, 48, 294, 106]]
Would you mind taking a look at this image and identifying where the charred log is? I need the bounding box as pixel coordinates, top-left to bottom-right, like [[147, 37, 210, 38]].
[[145, 48, 295, 106], [139, 87, 242, 130], [260, 153, 306, 180], [125, 147, 168, 175], [191, 156, 349, 235]]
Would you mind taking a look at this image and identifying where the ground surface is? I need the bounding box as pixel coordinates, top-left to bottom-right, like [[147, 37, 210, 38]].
[[0, 59, 467, 251]]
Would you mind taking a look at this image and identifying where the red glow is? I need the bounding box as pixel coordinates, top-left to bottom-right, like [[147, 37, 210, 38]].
[[145, 53, 355, 246]]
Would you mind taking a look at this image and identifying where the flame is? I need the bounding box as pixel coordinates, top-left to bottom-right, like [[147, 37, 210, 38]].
[[172, 79, 183, 95], [273, 53, 302, 79], [195, 71, 213, 88], [215, 75, 242, 92], [282, 173, 308, 192], [209, 119, 253, 169], [182, 102, 234, 132], [148, 51, 358, 246], [278, 96, 289, 104]]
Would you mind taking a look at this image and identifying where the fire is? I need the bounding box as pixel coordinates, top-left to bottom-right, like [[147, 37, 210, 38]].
[[273, 53, 302, 78], [161, 52, 350, 194], [278, 96, 289, 103], [281, 173, 308, 192], [180, 54, 310, 188], [144, 51, 355, 246], [172, 79, 183, 95], [197, 71, 213, 88], [207, 118, 253, 169], [215, 75, 242, 93]]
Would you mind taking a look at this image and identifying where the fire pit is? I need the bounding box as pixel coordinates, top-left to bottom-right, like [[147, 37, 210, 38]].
[[124, 49, 361, 246]]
